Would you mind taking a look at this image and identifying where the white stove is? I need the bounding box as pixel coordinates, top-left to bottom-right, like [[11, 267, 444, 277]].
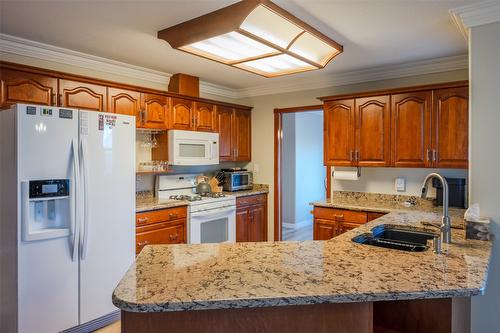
[[156, 174, 236, 243]]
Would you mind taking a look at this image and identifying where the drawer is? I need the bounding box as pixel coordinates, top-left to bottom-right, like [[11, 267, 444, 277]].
[[136, 206, 187, 226], [313, 207, 367, 223], [237, 194, 267, 207], [136, 222, 185, 254]]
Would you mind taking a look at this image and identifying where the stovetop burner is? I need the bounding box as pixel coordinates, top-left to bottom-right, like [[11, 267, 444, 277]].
[[169, 192, 227, 202]]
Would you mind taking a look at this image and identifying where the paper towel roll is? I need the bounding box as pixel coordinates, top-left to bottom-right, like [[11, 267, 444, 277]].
[[333, 170, 359, 181]]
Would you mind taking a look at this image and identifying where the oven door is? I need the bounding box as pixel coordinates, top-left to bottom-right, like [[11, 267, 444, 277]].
[[189, 206, 236, 244]]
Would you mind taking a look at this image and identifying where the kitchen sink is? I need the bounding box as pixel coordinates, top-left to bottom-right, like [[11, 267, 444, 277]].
[[352, 224, 437, 252]]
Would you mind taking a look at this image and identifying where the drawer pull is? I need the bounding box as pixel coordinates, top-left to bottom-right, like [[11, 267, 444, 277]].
[[137, 240, 149, 246], [334, 214, 344, 220], [137, 217, 149, 223], [169, 234, 179, 241], [168, 213, 178, 219]]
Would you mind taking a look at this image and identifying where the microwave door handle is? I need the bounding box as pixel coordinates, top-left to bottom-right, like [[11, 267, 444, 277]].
[[212, 141, 217, 160]]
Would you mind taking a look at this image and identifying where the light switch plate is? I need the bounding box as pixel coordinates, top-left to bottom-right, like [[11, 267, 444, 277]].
[[395, 177, 406, 192]]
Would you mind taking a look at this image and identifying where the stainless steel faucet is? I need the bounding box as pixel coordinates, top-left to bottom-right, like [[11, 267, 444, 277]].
[[421, 173, 452, 244]]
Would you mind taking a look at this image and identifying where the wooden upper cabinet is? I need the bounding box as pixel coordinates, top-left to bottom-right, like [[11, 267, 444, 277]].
[[170, 97, 193, 130], [216, 105, 234, 162], [141, 93, 169, 129], [324, 99, 355, 166], [432, 87, 469, 168], [59, 79, 106, 111], [391, 91, 432, 168], [0, 68, 57, 107], [355, 96, 390, 166], [233, 109, 251, 161], [107, 87, 140, 117], [194, 102, 216, 132]]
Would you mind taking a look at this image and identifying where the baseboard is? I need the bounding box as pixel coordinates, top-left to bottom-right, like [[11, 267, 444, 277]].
[[63, 310, 120, 333], [283, 220, 312, 229]]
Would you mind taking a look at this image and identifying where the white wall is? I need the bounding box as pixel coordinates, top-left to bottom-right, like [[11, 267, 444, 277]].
[[294, 112, 325, 223], [469, 21, 500, 333], [332, 167, 467, 197], [238, 69, 469, 239], [282, 113, 296, 224]]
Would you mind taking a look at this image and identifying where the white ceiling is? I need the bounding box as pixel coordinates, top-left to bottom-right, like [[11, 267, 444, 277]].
[[0, 0, 473, 90]]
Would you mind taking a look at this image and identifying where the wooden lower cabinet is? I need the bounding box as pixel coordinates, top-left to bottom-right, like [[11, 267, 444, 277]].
[[313, 207, 386, 240], [236, 194, 268, 242], [135, 206, 187, 254]]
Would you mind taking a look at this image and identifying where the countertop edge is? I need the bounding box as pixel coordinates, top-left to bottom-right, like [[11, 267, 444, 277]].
[[112, 287, 484, 313]]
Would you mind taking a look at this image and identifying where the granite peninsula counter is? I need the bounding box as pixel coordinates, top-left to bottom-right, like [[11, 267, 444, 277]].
[[114, 196, 492, 332]]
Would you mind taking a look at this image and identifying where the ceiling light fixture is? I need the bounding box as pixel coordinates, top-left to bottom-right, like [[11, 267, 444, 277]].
[[157, 0, 343, 77]]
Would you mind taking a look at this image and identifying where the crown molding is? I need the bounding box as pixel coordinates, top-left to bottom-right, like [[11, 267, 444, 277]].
[[236, 54, 468, 97], [0, 33, 469, 100], [0, 33, 241, 99], [450, 0, 500, 40]]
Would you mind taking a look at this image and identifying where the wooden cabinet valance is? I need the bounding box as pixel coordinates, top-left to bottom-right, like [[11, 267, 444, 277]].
[[321, 81, 468, 169]]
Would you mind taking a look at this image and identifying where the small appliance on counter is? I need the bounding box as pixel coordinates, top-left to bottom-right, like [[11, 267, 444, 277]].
[[221, 169, 253, 191], [432, 177, 467, 208]]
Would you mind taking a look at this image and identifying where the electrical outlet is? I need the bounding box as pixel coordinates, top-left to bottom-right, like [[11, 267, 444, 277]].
[[253, 163, 259, 173], [395, 177, 406, 192]]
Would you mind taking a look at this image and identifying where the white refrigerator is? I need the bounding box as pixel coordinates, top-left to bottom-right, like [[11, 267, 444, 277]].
[[0, 104, 135, 333]]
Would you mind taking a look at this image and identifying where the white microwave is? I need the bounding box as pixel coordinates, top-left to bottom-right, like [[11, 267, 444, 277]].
[[168, 130, 219, 165]]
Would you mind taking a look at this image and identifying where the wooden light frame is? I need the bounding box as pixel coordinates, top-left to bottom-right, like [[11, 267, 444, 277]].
[[158, 0, 343, 78]]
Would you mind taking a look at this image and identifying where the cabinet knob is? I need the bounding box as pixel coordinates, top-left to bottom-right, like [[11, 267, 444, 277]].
[[137, 217, 149, 224], [169, 234, 179, 241], [168, 213, 178, 219], [350, 150, 354, 161], [334, 214, 344, 221], [137, 240, 149, 246]]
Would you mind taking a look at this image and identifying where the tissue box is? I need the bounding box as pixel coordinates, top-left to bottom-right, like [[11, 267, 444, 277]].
[[464, 218, 490, 241]]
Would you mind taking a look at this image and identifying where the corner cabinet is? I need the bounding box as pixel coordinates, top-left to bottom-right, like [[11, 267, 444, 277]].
[[236, 194, 267, 242], [321, 82, 469, 169]]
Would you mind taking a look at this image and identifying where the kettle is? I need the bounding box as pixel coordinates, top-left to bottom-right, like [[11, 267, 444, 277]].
[[195, 176, 212, 195]]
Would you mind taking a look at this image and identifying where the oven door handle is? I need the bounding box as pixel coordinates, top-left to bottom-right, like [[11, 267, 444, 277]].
[[190, 206, 236, 219]]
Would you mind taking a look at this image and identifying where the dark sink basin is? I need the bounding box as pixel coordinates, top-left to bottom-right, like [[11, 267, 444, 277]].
[[352, 224, 437, 252]]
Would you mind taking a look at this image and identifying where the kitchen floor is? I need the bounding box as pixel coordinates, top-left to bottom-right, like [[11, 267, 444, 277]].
[[93, 321, 120, 333], [282, 222, 313, 241]]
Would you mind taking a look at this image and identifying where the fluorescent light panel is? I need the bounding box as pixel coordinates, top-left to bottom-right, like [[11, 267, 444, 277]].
[[181, 32, 278, 63], [235, 54, 316, 77]]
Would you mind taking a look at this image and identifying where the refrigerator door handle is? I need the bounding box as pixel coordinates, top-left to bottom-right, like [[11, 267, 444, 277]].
[[70, 139, 80, 261], [80, 138, 90, 260]]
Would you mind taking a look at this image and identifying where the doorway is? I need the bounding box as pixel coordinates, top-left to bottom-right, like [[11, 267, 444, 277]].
[[274, 106, 330, 241]]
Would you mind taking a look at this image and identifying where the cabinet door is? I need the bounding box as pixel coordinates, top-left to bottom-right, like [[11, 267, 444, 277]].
[[367, 212, 386, 222], [324, 99, 355, 166], [232, 109, 251, 161], [216, 105, 234, 161], [194, 102, 216, 132], [0, 68, 57, 107], [313, 219, 337, 240], [391, 92, 432, 167], [107, 87, 140, 117], [248, 204, 267, 242], [355, 96, 390, 166], [59, 79, 106, 111], [236, 208, 250, 242], [136, 222, 185, 254], [170, 97, 193, 130], [432, 87, 468, 168], [141, 93, 169, 129]]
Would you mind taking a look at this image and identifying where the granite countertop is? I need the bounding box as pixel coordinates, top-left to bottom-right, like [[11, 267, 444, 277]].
[[224, 184, 269, 198], [136, 196, 188, 213], [113, 197, 492, 312]]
